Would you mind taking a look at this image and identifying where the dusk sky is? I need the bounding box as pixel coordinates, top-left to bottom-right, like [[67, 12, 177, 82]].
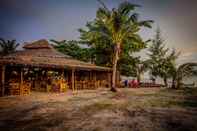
[[0, 0, 197, 64]]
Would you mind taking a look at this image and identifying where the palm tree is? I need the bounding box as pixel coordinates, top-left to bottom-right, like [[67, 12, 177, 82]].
[[136, 60, 150, 83], [0, 38, 19, 55], [79, 1, 153, 91], [175, 63, 197, 88]]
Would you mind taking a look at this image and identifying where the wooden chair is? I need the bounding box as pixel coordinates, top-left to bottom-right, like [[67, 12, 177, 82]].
[[81, 81, 85, 90], [88, 81, 94, 89], [83, 81, 88, 89], [9, 83, 20, 95], [60, 82, 68, 92], [94, 80, 98, 89], [47, 85, 52, 92], [22, 82, 31, 95]]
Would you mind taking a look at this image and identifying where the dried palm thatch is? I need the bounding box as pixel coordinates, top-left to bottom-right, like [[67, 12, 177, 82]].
[[0, 39, 111, 71]]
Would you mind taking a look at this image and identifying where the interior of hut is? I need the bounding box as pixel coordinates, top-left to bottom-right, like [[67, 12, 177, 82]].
[[4, 66, 69, 95], [1, 65, 111, 96]]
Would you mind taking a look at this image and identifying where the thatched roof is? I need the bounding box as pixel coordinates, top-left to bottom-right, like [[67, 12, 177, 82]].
[[23, 39, 52, 49], [0, 39, 111, 71]]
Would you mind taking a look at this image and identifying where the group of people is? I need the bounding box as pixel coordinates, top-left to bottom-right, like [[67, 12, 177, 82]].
[[124, 79, 139, 88]]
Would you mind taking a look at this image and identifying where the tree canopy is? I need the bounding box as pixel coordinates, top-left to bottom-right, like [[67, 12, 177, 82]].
[[51, 40, 93, 62], [79, 1, 153, 90], [147, 28, 180, 86]]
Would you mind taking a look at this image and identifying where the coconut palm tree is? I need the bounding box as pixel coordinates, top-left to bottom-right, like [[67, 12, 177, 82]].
[[79, 1, 153, 91], [0, 38, 19, 55], [175, 63, 197, 88]]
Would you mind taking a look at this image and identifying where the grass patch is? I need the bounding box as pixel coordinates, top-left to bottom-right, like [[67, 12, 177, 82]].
[[169, 100, 197, 108], [125, 88, 197, 108], [158, 88, 197, 96], [81, 101, 114, 114]]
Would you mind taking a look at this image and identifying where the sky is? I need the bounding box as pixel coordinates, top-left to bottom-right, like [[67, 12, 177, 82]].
[[0, 0, 197, 65]]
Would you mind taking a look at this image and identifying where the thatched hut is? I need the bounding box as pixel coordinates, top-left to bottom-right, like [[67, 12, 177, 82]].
[[0, 39, 112, 96]]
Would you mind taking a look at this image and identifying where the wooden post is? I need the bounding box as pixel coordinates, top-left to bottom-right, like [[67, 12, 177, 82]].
[[93, 71, 96, 88], [108, 72, 112, 88], [62, 69, 64, 77], [93, 71, 96, 81], [20, 68, 23, 95], [71, 68, 75, 92], [89, 71, 91, 81], [1, 66, 5, 96], [89, 71, 92, 89]]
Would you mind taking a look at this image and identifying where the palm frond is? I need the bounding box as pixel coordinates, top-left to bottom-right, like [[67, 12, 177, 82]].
[[97, 7, 111, 21], [139, 20, 154, 28], [118, 1, 140, 16], [97, 0, 109, 12], [128, 13, 139, 23]]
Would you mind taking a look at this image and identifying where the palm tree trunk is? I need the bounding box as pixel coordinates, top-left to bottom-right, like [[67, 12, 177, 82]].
[[163, 77, 168, 87], [176, 78, 182, 89], [176, 72, 182, 89], [111, 44, 120, 92], [171, 76, 176, 89], [137, 74, 141, 83], [137, 70, 141, 83]]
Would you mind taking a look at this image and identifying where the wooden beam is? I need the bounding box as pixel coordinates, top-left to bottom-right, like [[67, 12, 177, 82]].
[[1, 66, 5, 96], [71, 68, 75, 92]]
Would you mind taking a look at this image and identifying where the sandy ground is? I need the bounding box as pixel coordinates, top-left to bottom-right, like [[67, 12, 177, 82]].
[[0, 88, 197, 131]]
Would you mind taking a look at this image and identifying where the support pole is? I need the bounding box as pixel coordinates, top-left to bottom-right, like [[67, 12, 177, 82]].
[[93, 71, 96, 88], [20, 68, 23, 95], [108, 72, 112, 88], [71, 68, 75, 92], [93, 71, 96, 81], [90, 71, 92, 81], [62, 68, 64, 77], [1, 66, 5, 96]]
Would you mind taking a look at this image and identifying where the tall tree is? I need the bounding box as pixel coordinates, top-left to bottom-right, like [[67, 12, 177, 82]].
[[165, 49, 180, 88], [0, 38, 19, 55], [148, 28, 168, 86], [79, 1, 153, 91], [148, 28, 180, 87]]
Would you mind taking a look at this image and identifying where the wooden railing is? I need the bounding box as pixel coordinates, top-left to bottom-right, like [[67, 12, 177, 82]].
[[9, 82, 31, 95], [75, 80, 110, 90]]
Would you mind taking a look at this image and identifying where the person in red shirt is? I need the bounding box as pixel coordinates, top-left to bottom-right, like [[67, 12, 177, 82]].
[[132, 79, 139, 88]]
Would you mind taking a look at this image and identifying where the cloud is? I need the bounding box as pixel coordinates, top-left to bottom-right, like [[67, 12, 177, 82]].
[[181, 52, 194, 57], [181, 47, 197, 54], [178, 53, 197, 65]]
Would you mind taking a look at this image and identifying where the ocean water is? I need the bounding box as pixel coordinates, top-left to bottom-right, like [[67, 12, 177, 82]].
[[183, 76, 197, 84], [121, 75, 197, 86]]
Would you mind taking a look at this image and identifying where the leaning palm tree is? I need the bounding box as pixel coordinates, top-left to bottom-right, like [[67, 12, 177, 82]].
[[79, 1, 153, 91], [0, 38, 19, 55], [176, 62, 197, 88]]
